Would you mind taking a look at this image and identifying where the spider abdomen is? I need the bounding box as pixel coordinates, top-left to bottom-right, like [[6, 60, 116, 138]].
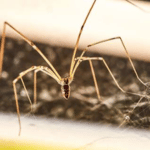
[[61, 84, 70, 99]]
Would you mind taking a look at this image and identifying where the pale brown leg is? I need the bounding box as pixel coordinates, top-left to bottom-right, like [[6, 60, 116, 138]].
[[12, 66, 60, 135], [72, 36, 146, 88], [75, 56, 150, 129], [75, 56, 148, 98], [13, 66, 40, 135], [20, 77, 33, 111], [34, 70, 38, 105], [125, 0, 149, 13], [70, 0, 96, 75], [0, 22, 61, 80], [69, 0, 147, 76], [89, 60, 101, 101], [13, 82, 21, 136], [33, 66, 63, 105]]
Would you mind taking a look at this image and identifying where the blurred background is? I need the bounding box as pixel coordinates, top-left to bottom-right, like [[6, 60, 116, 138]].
[[0, 0, 150, 149]]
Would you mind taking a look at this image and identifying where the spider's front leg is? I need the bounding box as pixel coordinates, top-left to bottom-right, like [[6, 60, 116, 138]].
[[0, 22, 61, 80], [13, 65, 60, 135], [13, 66, 41, 135]]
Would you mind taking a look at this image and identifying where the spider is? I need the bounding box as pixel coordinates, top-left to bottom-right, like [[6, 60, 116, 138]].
[[0, 0, 148, 135]]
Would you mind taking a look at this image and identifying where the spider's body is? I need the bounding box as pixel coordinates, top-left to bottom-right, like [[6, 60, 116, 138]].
[[60, 77, 73, 99]]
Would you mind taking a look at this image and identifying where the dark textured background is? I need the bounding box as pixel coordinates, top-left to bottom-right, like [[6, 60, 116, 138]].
[[1, 37, 150, 130]]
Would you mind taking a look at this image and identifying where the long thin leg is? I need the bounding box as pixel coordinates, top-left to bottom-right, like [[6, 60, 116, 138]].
[[33, 66, 64, 104], [72, 36, 146, 87], [33, 68, 50, 105], [75, 56, 148, 98], [0, 22, 61, 80], [69, 0, 148, 76], [13, 82, 21, 136], [70, 0, 96, 76], [89, 60, 101, 101], [20, 77, 33, 111], [13, 66, 40, 135], [125, 0, 149, 13], [34, 70, 38, 105], [13, 65, 60, 135]]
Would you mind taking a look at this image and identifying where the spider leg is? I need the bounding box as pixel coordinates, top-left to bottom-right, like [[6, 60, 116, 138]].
[[125, 0, 149, 13], [13, 66, 60, 135], [0, 22, 61, 80], [72, 36, 146, 87], [33, 67, 60, 105], [75, 56, 148, 98], [20, 76, 33, 111], [70, 0, 96, 75], [13, 66, 39, 136], [89, 60, 101, 101]]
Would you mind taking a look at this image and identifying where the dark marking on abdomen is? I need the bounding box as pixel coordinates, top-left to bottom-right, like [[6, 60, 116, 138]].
[[61, 84, 70, 99]]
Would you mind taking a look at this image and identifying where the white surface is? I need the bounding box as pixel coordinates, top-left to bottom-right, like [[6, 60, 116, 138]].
[[0, 0, 150, 62], [0, 113, 150, 150]]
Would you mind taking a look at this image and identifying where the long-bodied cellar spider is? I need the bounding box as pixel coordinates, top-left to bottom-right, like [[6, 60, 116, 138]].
[[0, 0, 149, 135]]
